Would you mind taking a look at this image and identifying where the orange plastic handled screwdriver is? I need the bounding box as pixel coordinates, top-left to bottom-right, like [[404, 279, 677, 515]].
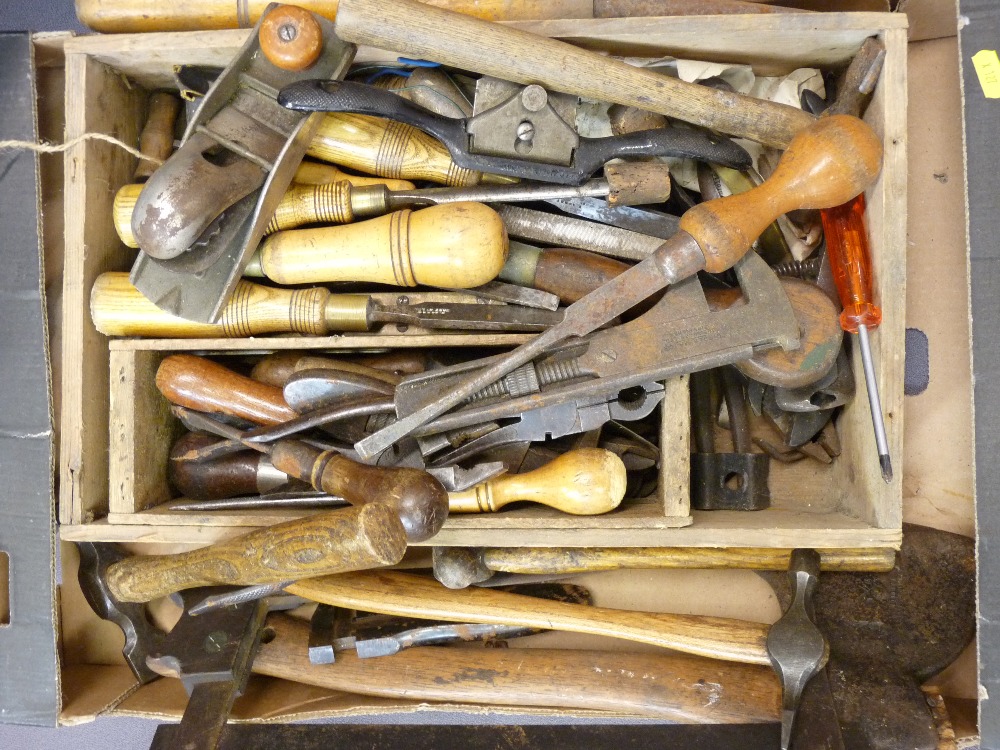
[[820, 193, 892, 483]]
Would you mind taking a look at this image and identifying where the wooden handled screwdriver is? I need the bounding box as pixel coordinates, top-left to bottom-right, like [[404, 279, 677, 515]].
[[356, 114, 884, 460], [309, 113, 517, 187], [91, 275, 555, 338], [171, 443, 627, 516]]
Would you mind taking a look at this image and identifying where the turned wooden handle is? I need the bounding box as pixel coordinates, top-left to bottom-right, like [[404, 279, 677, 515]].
[[481, 546, 898, 575], [251, 352, 403, 388], [105, 503, 407, 602], [308, 113, 515, 187], [258, 202, 508, 288], [288, 569, 771, 665], [449, 448, 627, 515], [259, 5, 323, 71], [255, 614, 781, 722], [681, 114, 883, 273], [114, 177, 412, 245], [133, 92, 180, 181], [500, 243, 631, 304], [271, 441, 449, 542], [156, 354, 297, 425], [293, 161, 414, 190], [91, 273, 373, 337], [76, 0, 592, 33], [333, 0, 817, 149], [168, 432, 265, 499]]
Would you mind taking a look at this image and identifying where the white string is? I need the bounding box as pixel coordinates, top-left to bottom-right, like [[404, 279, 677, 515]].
[[0, 132, 162, 164]]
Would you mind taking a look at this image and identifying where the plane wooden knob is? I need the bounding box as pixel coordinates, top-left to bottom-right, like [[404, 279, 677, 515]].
[[255, 202, 508, 288], [680, 114, 883, 273], [105, 502, 407, 602], [308, 112, 517, 187], [448, 448, 627, 515], [259, 5, 323, 71]]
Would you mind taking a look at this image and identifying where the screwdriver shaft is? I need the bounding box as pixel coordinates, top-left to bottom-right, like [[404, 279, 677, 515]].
[[856, 324, 892, 482]]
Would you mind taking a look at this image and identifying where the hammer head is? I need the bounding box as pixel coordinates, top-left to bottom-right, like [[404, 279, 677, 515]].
[[76, 542, 165, 684]]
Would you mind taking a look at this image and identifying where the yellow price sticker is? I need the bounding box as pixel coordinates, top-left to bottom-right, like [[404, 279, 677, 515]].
[[972, 49, 1000, 99]]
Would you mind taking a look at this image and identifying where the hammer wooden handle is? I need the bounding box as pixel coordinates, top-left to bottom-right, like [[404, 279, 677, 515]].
[[288, 570, 771, 665], [333, 0, 817, 149], [105, 503, 407, 602], [256, 203, 508, 288], [156, 354, 296, 425], [308, 113, 515, 187], [449, 448, 627, 515], [255, 614, 781, 722], [76, 0, 592, 33], [481, 546, 898, 574]]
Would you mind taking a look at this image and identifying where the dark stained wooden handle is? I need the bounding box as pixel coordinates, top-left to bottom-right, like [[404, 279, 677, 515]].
[[533, 248, 630, 304], [133, 92, 181, 181], [156, 354, 297, 425], [270, 441, 449, 542], [255, 613, 781, 722], [168, 432, 265, 499], [105, 503, 407, 602]]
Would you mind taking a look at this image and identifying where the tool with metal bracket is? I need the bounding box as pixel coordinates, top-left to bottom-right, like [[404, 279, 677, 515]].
[[129, 4, 356, 323], [690, 368, 770, 512], [420, 384, 664, 466], [355, 114, 882, 460], [387, 251, 798, 443], [278, 79, 753, 184]]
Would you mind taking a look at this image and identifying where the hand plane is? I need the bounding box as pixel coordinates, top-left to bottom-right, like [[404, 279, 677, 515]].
[[129, 4, 356, 323]]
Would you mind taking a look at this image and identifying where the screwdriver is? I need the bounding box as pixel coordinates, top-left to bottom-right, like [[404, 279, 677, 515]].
[[819, 193, 892, 483]]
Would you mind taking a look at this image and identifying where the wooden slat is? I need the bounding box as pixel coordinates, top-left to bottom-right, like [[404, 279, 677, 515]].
[[60, 53, 145, 524]]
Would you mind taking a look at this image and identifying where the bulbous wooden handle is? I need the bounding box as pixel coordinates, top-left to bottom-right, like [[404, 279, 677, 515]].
[[679, 114, 882, 273], [308, 112, 515, 186], [259, 202, 508, 288], [156, 354, 297, 425], [259, 5, 323, 71], [270, 441, 449, 542], [105, 503, 407, 602], [448, 448, 627, 515]]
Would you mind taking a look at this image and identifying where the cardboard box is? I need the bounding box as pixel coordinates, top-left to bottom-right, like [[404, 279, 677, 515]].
[[58, 14, 907, 551], [3, 3, 977, 738]]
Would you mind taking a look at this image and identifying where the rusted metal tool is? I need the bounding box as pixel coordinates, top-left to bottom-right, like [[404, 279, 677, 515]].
[[690, 368, 770, 512], [129, 4, 355, 323], [354, 114, 882, 460]]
